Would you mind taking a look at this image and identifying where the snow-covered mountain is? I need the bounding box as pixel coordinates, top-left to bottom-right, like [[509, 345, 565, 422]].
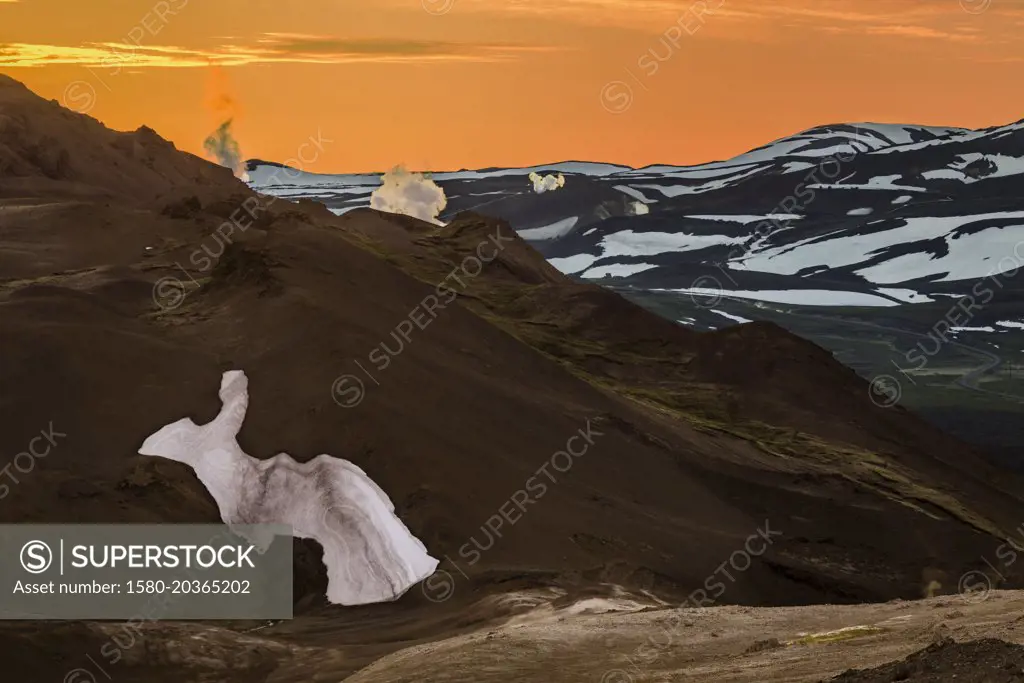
[[247, 119, 1024, 305]]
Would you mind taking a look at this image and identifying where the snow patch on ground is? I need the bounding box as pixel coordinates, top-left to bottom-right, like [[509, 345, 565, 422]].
[[436, 162, 630, 180], [892, 195, 912, 205], [847, 207, 873, 216], [656, 287, 902, 307], [950, 326, 996, 333], [782, 161, 815, 173], [866, 175, 900, 188], [856, 213, 1024, 283], [631, 166, 764, 197], [581, 262, 658, 279], [685, 214, 803, 224], [613, 185, 656, 203], [617, 163, 760, 179], [921, 168, 961, 181], [548, 253, 599, 274], [807, 182, 926, 191], [247, 166, 380, 188], [987, 153, 1024, 178], [996, 320, 1024, 329], [138, 370, 438, 606], [711, 309, 753, 324], [600, 230, 746, 258], [517, 216, 579, 240], [875, 288, 934, 303], [857, 123, 967, 145]]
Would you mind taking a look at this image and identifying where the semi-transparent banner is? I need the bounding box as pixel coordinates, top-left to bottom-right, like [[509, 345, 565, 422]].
[[0, 524, 293, 619]]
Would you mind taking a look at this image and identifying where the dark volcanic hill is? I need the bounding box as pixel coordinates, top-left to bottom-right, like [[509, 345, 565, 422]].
[[3, 75, 1024, 680]]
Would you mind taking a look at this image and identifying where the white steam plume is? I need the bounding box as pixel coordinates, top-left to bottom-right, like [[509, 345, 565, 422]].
[[203, 119, 249, 181], [529, 171, 566, 194], [370, 166, 447, 225]]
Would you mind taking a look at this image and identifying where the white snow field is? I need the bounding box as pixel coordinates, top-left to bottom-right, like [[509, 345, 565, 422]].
[[733, 211, 1024, 283], [138, 370, 438, 606]]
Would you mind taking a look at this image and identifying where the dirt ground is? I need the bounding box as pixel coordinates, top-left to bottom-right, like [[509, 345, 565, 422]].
[[339, 588, 1024, 682], [11, 585, 1023, 682]]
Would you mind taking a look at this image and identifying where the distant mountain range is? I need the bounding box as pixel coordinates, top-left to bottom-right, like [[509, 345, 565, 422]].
[[247, 119, 1024, 304]]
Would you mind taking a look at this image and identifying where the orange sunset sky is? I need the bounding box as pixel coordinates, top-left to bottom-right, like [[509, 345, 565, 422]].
[[2, 0, 1023, 172]]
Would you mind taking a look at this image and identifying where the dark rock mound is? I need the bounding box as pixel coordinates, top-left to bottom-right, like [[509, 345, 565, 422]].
[[209, 244, 283, 296], [826, 638, 1024, 682], [160, 195, 202, 219], [438, 212, 566, 286]]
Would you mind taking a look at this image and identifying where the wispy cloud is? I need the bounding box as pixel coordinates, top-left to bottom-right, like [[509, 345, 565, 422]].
[[863, 24, 982, 42], [0, 33, 561, 68], [413, 0, 1024, 41], [381, 0, 754, 28]]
